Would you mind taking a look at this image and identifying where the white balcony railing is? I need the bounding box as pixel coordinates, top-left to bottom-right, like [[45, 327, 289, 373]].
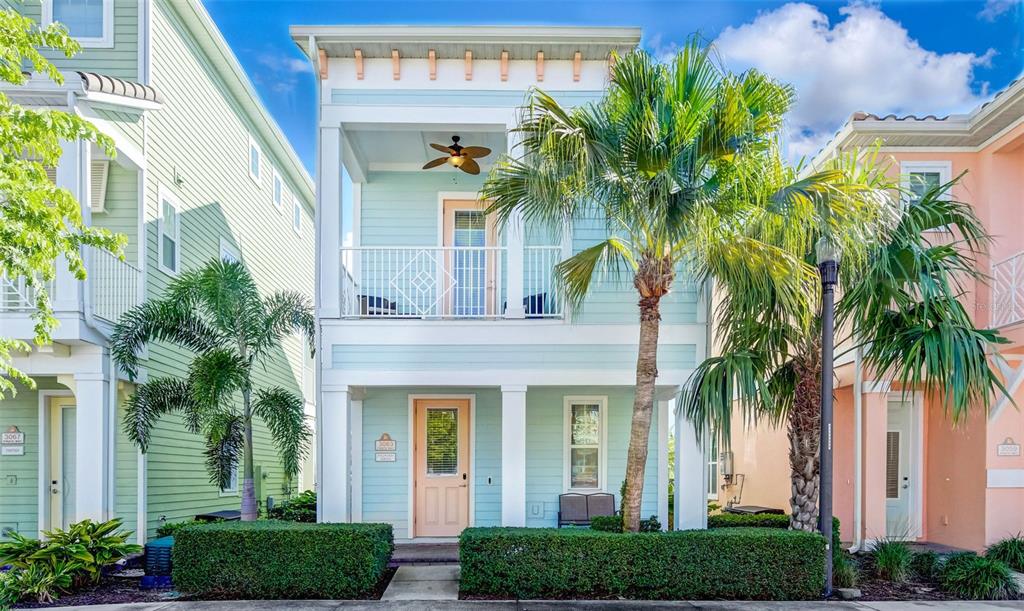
[[88, 247, 142, 324], [0, 248, 141, 327], [524, 246, 562, 317], [993, 251, 1024, 327]]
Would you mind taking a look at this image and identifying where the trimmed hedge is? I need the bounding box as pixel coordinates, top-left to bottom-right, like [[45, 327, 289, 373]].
[[708, 513, 790, 529], [459, 527, 825, 600], [172, 521, 392, 599]]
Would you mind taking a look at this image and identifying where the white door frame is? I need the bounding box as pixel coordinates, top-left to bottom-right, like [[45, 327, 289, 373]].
[[407, 393, 476, 539], [37, 390, 74, 534], [886, 391, 924, 540]]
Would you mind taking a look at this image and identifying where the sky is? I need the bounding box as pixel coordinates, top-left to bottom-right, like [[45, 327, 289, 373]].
[[205, 0, 1024, 173]]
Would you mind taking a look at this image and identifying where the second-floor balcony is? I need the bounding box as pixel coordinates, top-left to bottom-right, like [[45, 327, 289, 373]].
[[993, 251, 1024, 328], [1, 247, 143, 335], [339, 245, 562, 319]]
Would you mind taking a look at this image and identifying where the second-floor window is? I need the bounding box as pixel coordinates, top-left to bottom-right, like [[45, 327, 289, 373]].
[[273, 170, 283, 210], [902, 161, 951, 204], [44, 0, 113, 48], [293, 200, 301, 234], [249, 136, 261, 183], [158, 188, 181, 274], [565, 397, 606, 491]]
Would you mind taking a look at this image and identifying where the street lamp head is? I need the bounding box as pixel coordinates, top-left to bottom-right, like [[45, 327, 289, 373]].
[[815, 237, 840, 266]]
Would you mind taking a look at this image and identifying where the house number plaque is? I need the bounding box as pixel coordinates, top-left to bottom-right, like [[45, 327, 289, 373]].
[[1, 426, 25, 456], [375, 433, 397, 462], [997, 437, 1021, 457]]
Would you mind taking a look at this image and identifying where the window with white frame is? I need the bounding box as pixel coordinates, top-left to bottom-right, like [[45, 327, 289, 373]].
[[292, 200, 301, 234], [902, 161, 951, 204], [248, 136, 261, 183], [272, 170, 283, 210], [43, 0, 113, 48], [220, 464, 239, 495], [706, 432, 719, 500], [219, 238, 241, 264], [565, 397, 606, 491], [158, 187, 181, 274]]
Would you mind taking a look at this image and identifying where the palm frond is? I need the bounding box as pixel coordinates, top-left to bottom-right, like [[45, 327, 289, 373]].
[[555, 238, 635, 312], [202, 412, 245, 490], [122, 378, 198, 451], [252, 388, 311, 480], [111, 299, 223, 379], [187, 348, 248, 409], [255, 291, 315, 360]]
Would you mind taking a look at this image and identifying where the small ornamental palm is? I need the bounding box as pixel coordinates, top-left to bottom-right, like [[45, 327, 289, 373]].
[[112, 259, 314, 520]]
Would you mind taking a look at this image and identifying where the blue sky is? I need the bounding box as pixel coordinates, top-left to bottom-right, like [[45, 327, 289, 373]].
[[205, 0, 1023, 172]]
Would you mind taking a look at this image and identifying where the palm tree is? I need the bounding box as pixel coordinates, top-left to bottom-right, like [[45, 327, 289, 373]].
[[482, 41, 883, 531], [683, 163, 1008, 531], [111, 259, 314, 521]]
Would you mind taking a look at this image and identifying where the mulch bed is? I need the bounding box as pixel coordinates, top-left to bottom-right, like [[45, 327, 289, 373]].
[[13, 566, 398, 608], [849, 553, 956, 601]]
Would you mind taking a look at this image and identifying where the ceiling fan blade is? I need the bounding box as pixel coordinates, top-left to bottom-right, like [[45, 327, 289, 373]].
[[461, 146, 492, 159], [429, 143, 453, 154], [422, 157, 449, 169], [459, 157, 481, 175]]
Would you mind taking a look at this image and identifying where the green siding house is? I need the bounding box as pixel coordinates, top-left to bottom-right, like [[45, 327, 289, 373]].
[[1, 0, 314, 542], [294, 25, 712, 538]]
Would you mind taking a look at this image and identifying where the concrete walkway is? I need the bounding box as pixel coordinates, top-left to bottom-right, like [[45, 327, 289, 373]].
[[43, 601, 1024, 610], [380, 565, 460, 600]]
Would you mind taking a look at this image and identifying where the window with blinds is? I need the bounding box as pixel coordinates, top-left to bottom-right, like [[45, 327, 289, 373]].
[[426, 408, 458, 475], [569, 403, 601, 489], [886, 431, 901, 499]]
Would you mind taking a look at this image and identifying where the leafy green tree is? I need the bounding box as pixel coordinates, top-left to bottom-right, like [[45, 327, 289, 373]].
[[683, 167, 1008, 531], [111, 259, 314, 520], [482, 41, 886, 531], [1, 9, 124, 395]]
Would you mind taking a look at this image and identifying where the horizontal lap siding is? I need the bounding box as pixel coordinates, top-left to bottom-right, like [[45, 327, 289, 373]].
[[0, 383, 47, 537], [96, 109, 145, 152], [94, 163, 139, 265], [136, 2, 314, 537], [525, 387, 659, 528], [360, 171, 486, 247], [16, 0, 139, 80], [333, 343, 696, 372]]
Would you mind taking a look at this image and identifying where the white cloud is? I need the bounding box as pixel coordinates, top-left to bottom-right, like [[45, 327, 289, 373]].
[[712, 2, 993, 159], [250, 50, 314, 94], [979, 0, 1021, 21]]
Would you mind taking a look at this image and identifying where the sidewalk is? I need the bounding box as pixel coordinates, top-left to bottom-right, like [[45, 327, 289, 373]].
[[42, 600, 1024, 610]]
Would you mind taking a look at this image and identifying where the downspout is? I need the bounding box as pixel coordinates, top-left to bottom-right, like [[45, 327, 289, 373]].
[[851, 344, 864, 552]]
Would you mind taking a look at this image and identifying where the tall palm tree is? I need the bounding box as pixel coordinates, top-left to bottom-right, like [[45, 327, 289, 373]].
[[111, 259, 314, 521], [482, 41, 884, 531], [683, 164, 1008, 531]]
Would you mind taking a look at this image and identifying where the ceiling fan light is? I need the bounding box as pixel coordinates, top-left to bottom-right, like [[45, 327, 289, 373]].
[[449, 155, 465, 167]]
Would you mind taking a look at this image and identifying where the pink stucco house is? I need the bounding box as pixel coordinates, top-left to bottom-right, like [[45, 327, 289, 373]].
[[719, 78, 1024, 552]]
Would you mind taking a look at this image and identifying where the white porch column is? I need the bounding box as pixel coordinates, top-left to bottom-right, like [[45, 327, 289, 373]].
[[503, 127, 525, 318], [74, 370, 111, 522], [657, 400, 670, 530], [675, 402, 709, 530], [500, 385, 527, 525], [53, 139, 91, 313], [319, 384, 351, 522], [318, 126, 342, 319]]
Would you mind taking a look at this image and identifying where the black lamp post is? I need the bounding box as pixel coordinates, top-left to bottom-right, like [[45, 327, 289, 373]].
[[817, 237, 839, 597]]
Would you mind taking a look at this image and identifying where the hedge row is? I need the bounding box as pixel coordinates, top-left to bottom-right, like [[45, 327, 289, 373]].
[[172, 521, 393, 599], [459, 527, 825, 600], [708, 513, 790, 529]]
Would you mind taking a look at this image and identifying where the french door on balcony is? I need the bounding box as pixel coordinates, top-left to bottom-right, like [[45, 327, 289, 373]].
[[442, 200, 497, 317]]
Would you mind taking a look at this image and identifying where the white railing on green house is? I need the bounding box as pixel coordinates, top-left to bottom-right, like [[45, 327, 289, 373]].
[[88, 247, 142, 324], [523, 246, 563, 318]]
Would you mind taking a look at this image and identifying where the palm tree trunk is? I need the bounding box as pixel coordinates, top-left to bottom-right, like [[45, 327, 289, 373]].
[[789, 341, 822, 532], [623, 293, 661, 532], [241, 388, 258, 521]]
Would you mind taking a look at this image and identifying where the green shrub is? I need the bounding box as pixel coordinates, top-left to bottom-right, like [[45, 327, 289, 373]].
[[940, 552, 1020, 600], [834, 553, 858, 588], [871, 539, 913, 582], [708, 513, 789, 529], [267, 490, 317, 523], [172, 521, 392, 599], [459, 527, 825, 600], [0, 519, 139, 606], [640, 515, 661, 532], [987, 534, 1024, 572], [156, 519, 209, 538], [911, 550, 941, 581], [590, 515, 622, 532]]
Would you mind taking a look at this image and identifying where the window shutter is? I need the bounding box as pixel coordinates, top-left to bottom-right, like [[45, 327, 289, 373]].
[[885, 431, 900, 498], [41, 162, 108, 213]]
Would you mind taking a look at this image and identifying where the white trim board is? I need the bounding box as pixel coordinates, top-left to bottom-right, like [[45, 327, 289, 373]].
[[885, 392, 924, 541], [987, 469, 1024, 488], [37, 390, 74, 536]]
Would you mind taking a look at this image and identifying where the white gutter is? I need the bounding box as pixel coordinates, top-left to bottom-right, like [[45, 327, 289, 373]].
[[851, 344, 864, 552]]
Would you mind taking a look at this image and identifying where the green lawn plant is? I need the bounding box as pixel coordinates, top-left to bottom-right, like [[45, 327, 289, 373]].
[[0, 518, 139, 607], [267, 489, 317, 522], [987, 534, 1024, 572], [940, 552, 1020, 600], [871, 539, 913, 583], [911, 549, 941, 581]]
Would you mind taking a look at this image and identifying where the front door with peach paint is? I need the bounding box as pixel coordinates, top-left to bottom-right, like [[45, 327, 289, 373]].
[[414, 399, 470, 537]]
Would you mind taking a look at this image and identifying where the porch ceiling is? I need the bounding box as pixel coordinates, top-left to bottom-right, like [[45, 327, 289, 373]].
[[343, 126, 507, 175]]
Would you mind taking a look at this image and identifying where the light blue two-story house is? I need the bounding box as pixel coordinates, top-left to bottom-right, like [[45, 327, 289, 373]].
[[293, 25, 711, 538]]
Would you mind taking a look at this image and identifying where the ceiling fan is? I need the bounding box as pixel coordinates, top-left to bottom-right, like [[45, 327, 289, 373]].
[[422, 136, 491, 175]]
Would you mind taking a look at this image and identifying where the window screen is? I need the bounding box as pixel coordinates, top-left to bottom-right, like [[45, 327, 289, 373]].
[[426, 408, 458, 475], [908, 171, 941, 203], [52, 0, 104, 38]]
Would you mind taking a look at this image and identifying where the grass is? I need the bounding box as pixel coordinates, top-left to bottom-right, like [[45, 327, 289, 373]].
[[940, 552, 1021, 600], [987, 534, 1024, 573], [871, 539, 913, 583]]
